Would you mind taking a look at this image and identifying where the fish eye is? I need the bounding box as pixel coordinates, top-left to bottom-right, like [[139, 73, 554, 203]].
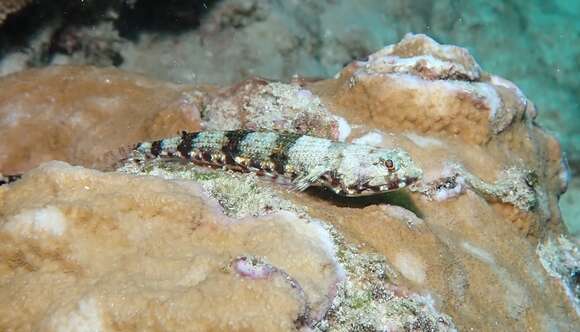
[[384, 159, 396, 172]]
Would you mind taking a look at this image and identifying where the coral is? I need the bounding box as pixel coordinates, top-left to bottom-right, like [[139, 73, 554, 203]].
[[314, 227, 456, 332], [361, 33, 482, 81], [202, 78, 341, 140], [118, 156, 298, 219], [0, 161, 344, 331], [1, 0, 577, 171], [537, 236, 580, 315], [102, 156, 459, 330], [0, 65, 203, 173], [0, 34, 578, 331], [330, 33, 530, 145], [413, 164, 538, 211], [312, 34, 567, 236]]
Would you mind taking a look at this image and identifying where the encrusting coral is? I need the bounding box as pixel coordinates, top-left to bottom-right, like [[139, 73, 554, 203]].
[[119, 157, 456, 331], [201, 78, 343, 140], [0, 34, 578, 331], [537, 235, 580, 315], [329, 33, 533, 145], [0, 65, 202, 173]]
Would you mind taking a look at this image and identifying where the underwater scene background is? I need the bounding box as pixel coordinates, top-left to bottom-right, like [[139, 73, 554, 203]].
[[0, 1, 579, 331], [1, 0, 578, 231]]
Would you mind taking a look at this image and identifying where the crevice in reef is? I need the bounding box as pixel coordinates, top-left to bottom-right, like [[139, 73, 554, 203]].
[[305, 186, 423, 218]]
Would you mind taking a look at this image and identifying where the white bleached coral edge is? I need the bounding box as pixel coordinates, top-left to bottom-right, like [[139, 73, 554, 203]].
[[363, 33, 482, 81], [2, 205, 67, 237], [49, 297, 104, 332]]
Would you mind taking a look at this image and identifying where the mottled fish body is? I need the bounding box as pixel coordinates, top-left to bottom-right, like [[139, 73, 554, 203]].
[[0, 174, 21, 186], [135, 130, 422, 196]]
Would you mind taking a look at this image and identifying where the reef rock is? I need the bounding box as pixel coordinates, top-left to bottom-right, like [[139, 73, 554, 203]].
[[0, 161, 346, 331], [0, 35, 577, 331], [327, 33, 530, 144], [201, 78, 342, 140], [0, 65, 202, 173]]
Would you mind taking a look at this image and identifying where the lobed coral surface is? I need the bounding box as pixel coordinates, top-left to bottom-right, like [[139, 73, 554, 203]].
[[0, 34, 578, 331]]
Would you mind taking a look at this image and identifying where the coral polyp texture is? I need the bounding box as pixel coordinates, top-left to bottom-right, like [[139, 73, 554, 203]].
[[333, 34, 534, 145], [0, 35, 578, 331]]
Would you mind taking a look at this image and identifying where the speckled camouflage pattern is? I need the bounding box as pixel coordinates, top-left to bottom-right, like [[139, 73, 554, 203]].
[[0, 174, 21, 186], [135, 130, 422, 196]]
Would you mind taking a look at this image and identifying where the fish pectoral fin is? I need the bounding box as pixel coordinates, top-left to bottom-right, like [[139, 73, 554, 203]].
[[290, 166, 327, 192]]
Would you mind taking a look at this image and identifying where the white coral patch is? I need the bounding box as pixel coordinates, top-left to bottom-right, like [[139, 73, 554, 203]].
[[380, 205, 423, 227], [490, 75, 527, 105], [0, 52, 29, 76], [334, 116, 351, 142], [394, 251, 426, 284], [432, 178, 465, 202], [367, 54, 469, 79], [3, 206, 67, 237], [360, 34, 482, 82], [375, 72, 503, 128], [559, 155, 571, 193], [352, 131, 383, 146], [430, 164, 466, 202], [462, 242, 495, 265], [296, 88, 313, 100], [497, 268, 531, 319], [278, 212, 346, 281], [50, 297, 104, 332], [404, 132, 444, 148], [473, 83, 502, 121], [177, 262, 212, 287], [463, 239, 530, 318], [233, 258, 274, 279], [87, 96, 123, 113], [308, 220, 345, 278], [0, 101, 31, 127]]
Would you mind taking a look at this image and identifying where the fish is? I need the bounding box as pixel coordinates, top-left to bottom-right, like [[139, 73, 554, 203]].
[[134, 130, 423, 196], [0, 174, 21, 186]]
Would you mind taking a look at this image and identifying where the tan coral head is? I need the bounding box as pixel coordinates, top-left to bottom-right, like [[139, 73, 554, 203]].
[[327, 145, 423, 196]]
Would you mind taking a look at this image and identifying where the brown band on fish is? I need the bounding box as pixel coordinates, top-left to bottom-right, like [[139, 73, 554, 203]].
[[177, 131, 198, 159], [223, 130, 252, 162], [150, 140, 163, 157], [0, 174, 22, 186], [270, 132, 302, 175], [131, 130, 422, 196]]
